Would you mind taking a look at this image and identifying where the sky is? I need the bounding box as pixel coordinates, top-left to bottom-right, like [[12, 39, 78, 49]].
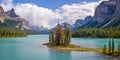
[[13, 0, 99, 10], [0, 0, 108, 28]]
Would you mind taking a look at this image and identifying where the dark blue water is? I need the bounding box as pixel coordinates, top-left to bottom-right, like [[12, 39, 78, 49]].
[[0, 35, 119, 60]]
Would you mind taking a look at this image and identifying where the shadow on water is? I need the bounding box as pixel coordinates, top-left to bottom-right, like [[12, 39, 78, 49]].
[[48, 49, 71, 60]]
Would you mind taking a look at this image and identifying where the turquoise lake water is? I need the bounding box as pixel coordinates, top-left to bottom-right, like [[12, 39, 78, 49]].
[[0, 35, 120, 60]]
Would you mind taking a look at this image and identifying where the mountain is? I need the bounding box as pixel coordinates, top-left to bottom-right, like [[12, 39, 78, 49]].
[[0, 6, 38, 35], [50, 0, 120, 32], [0, 6, 51, 34], [51, 22, 73, 32], [1, 0, 119, 34], [73, 16, 92, 29], [78, 0, 120, 29], [6, 9, 19, 18], [51, 15, 92, 31], [61, 22, 73, 30], [0, 6, 5, 23], [5, 8, 30, 30], [61, 0, 120, 30], [30, 26, 50, 34], [93, 0, 116, 23], [73, 19, 84, 29], [0, 6, 31, 30], [102, 0, 120, 28]]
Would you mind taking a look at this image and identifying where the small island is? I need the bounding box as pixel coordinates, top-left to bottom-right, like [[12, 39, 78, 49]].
[[44, 22, 120, 57]]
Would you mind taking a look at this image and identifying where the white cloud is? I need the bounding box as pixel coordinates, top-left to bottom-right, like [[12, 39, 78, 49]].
[[0, 0, 108, 28], [58, 2, 99, 24], [57, 0, 109, 24], [0, 0, 13, 11], [15, 3, 60, 28], [0, 0, 60, 28]]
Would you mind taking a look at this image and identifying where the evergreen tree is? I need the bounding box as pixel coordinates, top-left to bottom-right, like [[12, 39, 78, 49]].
[[51, 30, 55, 44], [72, 28, 120, 38], [103, 44, 107, 54], [0, 29, 27, 38], [49, 30, 54, 44], [49, 32, 52, 43], [118, 42, 120, 54], [59, 25, 65, 45], [55, 23, 61, 45], [49, 21, 72, 46], [55, 22, 64, 45], [112, 38, 114, 54], [109, 39, 111, 54], [64, 24, 69, 45], [64, 24, 71, 45], [67, 27, 71, 45]]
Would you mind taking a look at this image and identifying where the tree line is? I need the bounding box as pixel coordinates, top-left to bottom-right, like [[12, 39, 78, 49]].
[[0, 28, 27, 38], [72, 28, 120, 38], [49, 23, 71, 46]]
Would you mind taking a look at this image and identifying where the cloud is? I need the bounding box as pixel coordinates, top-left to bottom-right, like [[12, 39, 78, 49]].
[[15, 3, 60, 28], [0, 0, 13, 11], [57, 0, 109, 24], [58, 2, 99, 24], [0, 0, 108, 28], [1, 0, 60, 28]]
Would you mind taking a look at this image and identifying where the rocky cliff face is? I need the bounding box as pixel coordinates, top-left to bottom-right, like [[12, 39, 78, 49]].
[[6, 9, 30, 30], [101, 0, 120, 28], [116, 0, 120, 13], [93, 0, 116, 23], [13, 17, 30, 30], [6, 9, 19, 18], [0, 6, 5, 23], [0, 6, 5, 16], [73, 16, 92, 29], [79, 0, 120, 28], [0, 6, 30, 30]]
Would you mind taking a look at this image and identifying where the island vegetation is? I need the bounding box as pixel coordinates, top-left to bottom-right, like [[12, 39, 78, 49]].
[[48, 22, 71, 46]]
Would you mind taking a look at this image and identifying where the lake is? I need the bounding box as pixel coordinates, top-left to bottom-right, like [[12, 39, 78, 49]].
[[0, 35, 120, 60]]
